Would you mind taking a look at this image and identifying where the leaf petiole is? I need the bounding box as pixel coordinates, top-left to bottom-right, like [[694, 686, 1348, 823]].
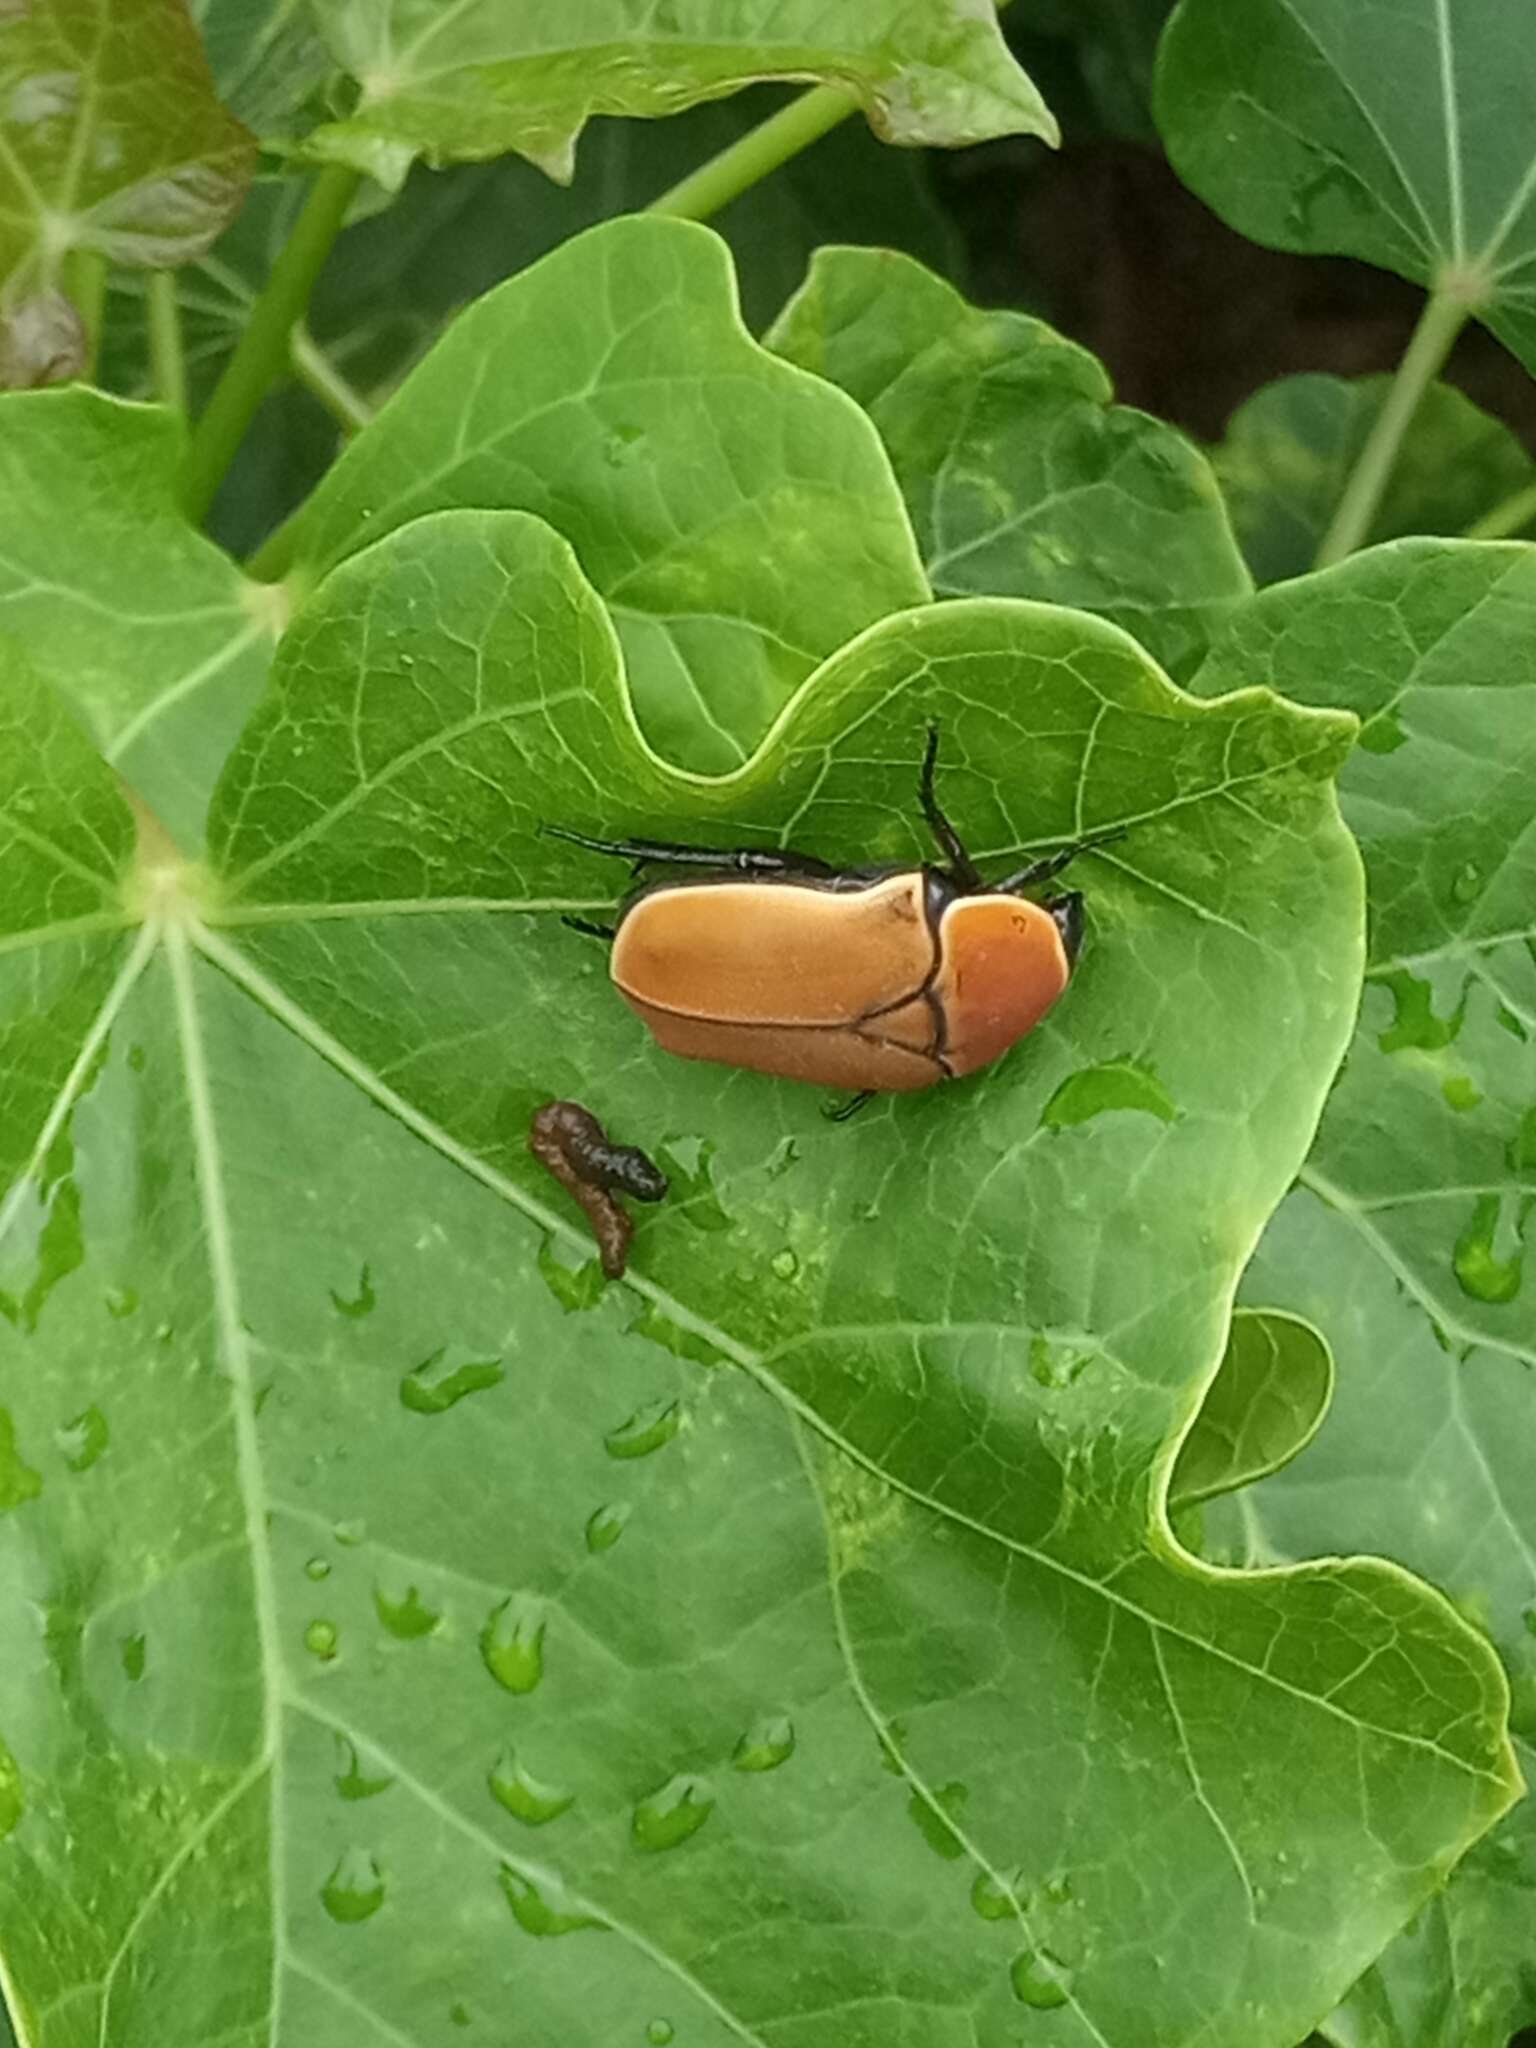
[[146, 271, 187, 415]]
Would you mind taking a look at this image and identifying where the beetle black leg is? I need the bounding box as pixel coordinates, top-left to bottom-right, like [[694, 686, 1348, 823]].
[[1044, 892, 1085, 965], [917, 724, 983, 892], [542, 822, 835, 879], [997, 825, 1127, 894], [823, 1089, 876, 1123], [562, 915, 617, 942]]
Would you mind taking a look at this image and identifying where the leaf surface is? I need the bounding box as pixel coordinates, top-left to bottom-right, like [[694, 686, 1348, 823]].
[[1156, 0, 1536, 375], [274, 215, 931, 773], [1193, 538, 1536, 2048], [1214, 374, 1536, 586], [767, 246, 1252, 678], [295, 0, 1056, 187], [1170, 1309, 1332, 1511], [0, 0, 254, 386], [0, 390, 277, 846], [0, 492, 1521, 2046]]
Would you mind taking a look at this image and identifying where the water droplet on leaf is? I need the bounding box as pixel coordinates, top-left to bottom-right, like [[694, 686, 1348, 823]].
[[537, 1235, 607, 1312], [585, 1501, 631, 1553], [1357, 709, 1408, 754], [480, 1597, 544, 1693], [1453, 1193, 1525, 1304], [732, 1716, 795, 1772], [334, 1736, 393, 1800], [56, 1403, 108, 1472], [375, 1579, 441, 1640], [1451, 861, 1483, 905], [304, 1619, 339, 1662], [499, 1863, 607, 1936], [907, 1781, 968, 1860], [604, 1398, 682, 1460], [333, 1518, 366, 1547], [971, 1867, 1024, 1921], [1442, 1075, 1481, 1112], [769, 1249, 799, 1281], [488, 1747, 574, 1825], [646, 2023, 674, 2045], [331, 1265, 376, 1318], [1011, 1948, 1073, 2008], [399, 1348, 504, 1415], [632, 1773, 714, 1851], [103, 1286, 138, 1319], [321, 1847, 385, 1923], [0, 1409, 42, 1511]]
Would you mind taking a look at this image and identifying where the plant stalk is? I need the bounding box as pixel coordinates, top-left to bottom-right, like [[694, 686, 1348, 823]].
[[646, 85, 859, 220], [182, 163, 362, 522], [62, 248, 107, 378], [291, 323, 374, 433], [146, 271, 187, 414], [1314, 290, 1470, 568], [1466, 475, 1536, 542]]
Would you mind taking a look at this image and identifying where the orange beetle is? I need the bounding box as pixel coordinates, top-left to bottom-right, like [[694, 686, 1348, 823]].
[[548, 731, 1120, 1112]]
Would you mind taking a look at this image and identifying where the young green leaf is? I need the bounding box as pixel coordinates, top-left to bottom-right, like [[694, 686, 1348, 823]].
[[1156, 0, 1536, 375], [4, 492, 1521, 2044], [293, 0, 1057, 189], [0, 391, 277, 845], [767, 246, 1252, 678], [273, 216, 931, 773], [1215, 375, 1536, 585], [1193, 538, 1536, 2046], [0, 0, 255, 386]]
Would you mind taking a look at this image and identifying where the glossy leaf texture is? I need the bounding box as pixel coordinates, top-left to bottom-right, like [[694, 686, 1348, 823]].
[[294, 0, 1057, 189], [0, 0, 255, 387], [0, 483, 1522, 2046], [1192, 540, 1536, 2047], [0, 390, 278, 847], [272, 215, 931, 774], [767, 246, 1252, 680], [1156, 0, 1536, 375], [1214, 374, 1536, 586]]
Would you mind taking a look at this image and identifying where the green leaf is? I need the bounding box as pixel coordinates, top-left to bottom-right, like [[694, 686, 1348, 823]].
[[1156, 0, 1536, 376], [294, 0, 1057, 189], [767, 246, 1252, 678], [0, 390, 278, 846], [0, 0, 255, 386], [1214, 374, 1536, 586], [3, 489, 1522, 2043], [274, 215, 931, 772], [189, 0, 338, 135], [1170, 1309, 1333, 1511], [1192, 537, 1536, 2046]]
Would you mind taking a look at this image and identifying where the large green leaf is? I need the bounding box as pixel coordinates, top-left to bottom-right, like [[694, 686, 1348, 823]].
[[1193, 538, 1536, 2047], [0, 390, 277, 847], [1214, 375, 1536, 587], [766, 246, 1252, 679], [0, 0, 254, 387], [273, 215, 931, 774], [0, 493, 1520, 2047], [1156, 0, 1536, 375], [294, 0, 1057, 189]]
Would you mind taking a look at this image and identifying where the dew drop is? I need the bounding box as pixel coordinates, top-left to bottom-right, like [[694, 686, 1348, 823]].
[[1042, 1873, 1074, 1906], [1442, 1074, 1481, 1113], [632, 1773, 714, 1851], [1452, 1193, 1525, 1304], [654, 1138, 731, 1231], [321, 1846, 386, 1924], [304, 1619, 339, 1662], [330, 1265, 376, 1319], [120, 1633, 146, 1682], [970, 1867, 1025, 1921], [488, 1747, 574, 1825], [399, 1348, 504, 1415], [585, 1501, 631, 1553], [1041, 1058, 1175, 1130], [1010, 1948, 1073, 2009], [56, 1403, 108, 1472], [374, 1579, 442, 1640], [103, 1286, 138, 1319], [646, 2024, 675, 2045], [907, 1780, 968, 1859], [769, 1249, 799, 1282], [0, 1408, 42, 1511], [604, 1398, 682, 1460], [627, 1305, 722, 1368], [499, 1863, 607, 1937], [731, 1715, 795, 1772], [1356, 708, 1408, 754], [449, 2001, 472, 2028], [1451, 861, 1483, 905], [537, 1235, 606, 1312], [334, 1735, 393, 1801], [480, 1597, 544, 1693], [304, 1556, 331, 1582], [333, 1518, 367, 1547]]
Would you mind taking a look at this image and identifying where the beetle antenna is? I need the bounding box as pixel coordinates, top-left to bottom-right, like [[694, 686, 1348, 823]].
[[997, 824, 1127, 895]]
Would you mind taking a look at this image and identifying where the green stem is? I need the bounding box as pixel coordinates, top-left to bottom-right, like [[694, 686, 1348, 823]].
[[646, 84, 859, 220], [291, 322, 374, 433], [182, 163, 362, 523], [62, 248, 107, 378], [1465, 475, 1536, 542], [1314, 290, 1470, 568], [146, 270, 187, 414]]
